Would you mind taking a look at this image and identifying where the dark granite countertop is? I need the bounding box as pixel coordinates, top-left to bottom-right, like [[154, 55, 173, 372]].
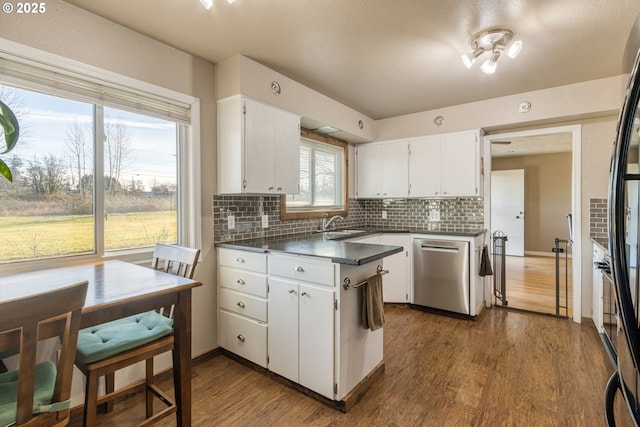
[[215, 228, 487, 265], [216, 232, 403, 265]]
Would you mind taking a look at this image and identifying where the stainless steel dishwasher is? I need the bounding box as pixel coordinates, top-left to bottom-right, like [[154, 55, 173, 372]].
[[413, 238, 470, 315]]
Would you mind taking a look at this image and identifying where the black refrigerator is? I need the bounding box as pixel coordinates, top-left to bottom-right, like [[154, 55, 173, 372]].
[[607, 11, 640, 427]]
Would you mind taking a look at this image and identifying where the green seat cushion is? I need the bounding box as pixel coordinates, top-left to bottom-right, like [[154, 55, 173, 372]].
[[0, 360, 56, 427], [76, 311, 173, 365]]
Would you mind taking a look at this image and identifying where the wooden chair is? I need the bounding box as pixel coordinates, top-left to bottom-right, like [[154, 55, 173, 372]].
[[75, 244, 200, 427], [0, 280, 88, 427]]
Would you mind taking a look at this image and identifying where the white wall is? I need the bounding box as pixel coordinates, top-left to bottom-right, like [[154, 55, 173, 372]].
[[0, 0, 218, 405]]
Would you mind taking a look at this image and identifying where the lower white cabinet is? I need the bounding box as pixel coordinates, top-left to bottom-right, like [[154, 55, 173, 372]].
[[347, 233, 410, 303], [218, 248, 385, 402], [218, 248, 268, 368], [268, 277, 335, 398], [219, 310, 267, 367]]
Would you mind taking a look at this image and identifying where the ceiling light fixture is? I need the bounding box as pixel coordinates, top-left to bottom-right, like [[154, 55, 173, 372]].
[[200, 0, 213, 9], [462, 27, 522, 74]]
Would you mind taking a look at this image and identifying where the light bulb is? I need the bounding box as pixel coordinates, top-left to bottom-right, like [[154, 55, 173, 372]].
[[227, 0, 237, 3], [461, 49, 484, 69], [506, 40, 523, 59], [481, 51, 500, 74], [200, 0, 213, 9], [461, 53, 476, 69]]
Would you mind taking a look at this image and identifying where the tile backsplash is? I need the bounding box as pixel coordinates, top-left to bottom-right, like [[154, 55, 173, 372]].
[[213, 195, 484, 242], [590, 198, 608, 242]]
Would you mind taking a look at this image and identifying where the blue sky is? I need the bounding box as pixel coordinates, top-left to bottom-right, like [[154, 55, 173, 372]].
[[3, 85, 178, 190]]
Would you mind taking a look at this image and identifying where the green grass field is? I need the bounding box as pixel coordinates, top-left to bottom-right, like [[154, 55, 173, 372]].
[[0, 211, 177, 262]]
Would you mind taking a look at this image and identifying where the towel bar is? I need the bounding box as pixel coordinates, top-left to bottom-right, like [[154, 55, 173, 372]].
[[343, 265, 389, 290]]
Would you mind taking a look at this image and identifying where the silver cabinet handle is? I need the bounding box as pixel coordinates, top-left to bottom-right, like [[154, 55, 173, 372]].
[[295, 266, 304, 272], [277, 187, 282, 191], [237, 301, 245, 308], [236, 257, 245, 263], [268, 186, 274, 191], [301, 291, 308, 296], [237, 334, 245, 342], [237, 278, 245, 285], [288, 289, 296, 294]]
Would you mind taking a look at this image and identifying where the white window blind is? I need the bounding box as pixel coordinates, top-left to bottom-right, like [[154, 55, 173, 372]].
[[0, 56, 191, 124]]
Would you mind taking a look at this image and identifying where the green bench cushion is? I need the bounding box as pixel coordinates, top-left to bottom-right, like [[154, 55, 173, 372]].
[[75, 311, 173, 365], [0, 360, 56, 427]]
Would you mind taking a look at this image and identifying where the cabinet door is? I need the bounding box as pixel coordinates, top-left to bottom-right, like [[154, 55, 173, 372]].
[[243, 98, 277, 193], [267, 277, 299, 382], [440, 131, 478, 196], [356, 144, 381, 198], [378, 234, 409, 303], [408, 136, 441, 197], [273, 110, 301, 194], [380, 141, 409, 197], [299, 284, 335, 399]]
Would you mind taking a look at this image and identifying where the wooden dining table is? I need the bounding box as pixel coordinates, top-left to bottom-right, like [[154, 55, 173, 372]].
[[0, 259, 202, 427]]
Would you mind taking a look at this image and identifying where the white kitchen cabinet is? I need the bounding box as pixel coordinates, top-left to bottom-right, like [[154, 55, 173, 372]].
[[217, 248, 268, 367], [218, 247, 385, 404], [267, 254, 335, 399], [218, 95, 301, 194], [356, 140, 409, 198], [347, 233, 409, 303], [408, 130, 482, 197]]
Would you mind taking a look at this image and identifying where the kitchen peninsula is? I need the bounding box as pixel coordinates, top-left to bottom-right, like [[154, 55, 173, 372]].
[[216, 233, 402, 411]]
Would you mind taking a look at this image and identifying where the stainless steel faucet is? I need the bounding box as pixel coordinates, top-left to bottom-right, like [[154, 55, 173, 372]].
[[322, 215, 344, 231]]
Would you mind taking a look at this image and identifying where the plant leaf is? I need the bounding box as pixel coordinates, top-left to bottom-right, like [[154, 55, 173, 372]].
[[0, 158, 13, 182], [0, 100, 19, 154]]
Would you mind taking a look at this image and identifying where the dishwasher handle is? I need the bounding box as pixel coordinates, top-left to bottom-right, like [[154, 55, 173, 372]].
[[420, 244, 460, 253]]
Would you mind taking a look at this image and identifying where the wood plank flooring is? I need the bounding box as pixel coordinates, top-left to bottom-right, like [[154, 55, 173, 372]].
[[496, 255, 573, 317], [69, 305, 614, 426]]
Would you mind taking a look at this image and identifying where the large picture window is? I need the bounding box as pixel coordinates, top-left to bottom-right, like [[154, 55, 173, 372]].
[[0, 51, 197, 266], [281, 129, 347, 219]]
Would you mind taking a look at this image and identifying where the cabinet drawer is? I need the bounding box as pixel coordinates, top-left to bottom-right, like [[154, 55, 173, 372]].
[[220, 288, 267, 322], [219, 266, 268, 298], [268, 254, 334, 286], [219, 310, 267, 368], [218, 248, 267, 273]]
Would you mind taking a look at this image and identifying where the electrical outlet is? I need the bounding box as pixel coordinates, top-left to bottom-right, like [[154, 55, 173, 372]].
[[261, 214, 269, 228], [429, 210, 440, 221], [227, 215, 235, 229], [382, 210, 387, 219]]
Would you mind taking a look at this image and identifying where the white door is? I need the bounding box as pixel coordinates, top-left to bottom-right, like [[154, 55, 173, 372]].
[[491, 169, 525, 256], [440, 131, 478, 196], [380, 141, 409, 198], [378, 234, 409, 303]]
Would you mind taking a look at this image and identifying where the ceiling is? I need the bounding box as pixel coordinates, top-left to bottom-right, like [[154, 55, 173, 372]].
[[63, 0, 640, 122], [489, 132, 573, 158]]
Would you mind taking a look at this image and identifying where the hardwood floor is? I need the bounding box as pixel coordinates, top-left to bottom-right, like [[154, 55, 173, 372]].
[[69, 305, 613, 427], [496, 255, 573, 317]]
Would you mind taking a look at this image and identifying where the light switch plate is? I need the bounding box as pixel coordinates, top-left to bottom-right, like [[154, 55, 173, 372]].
[[429, 210, 440, 221], [227, 215, 235, 229], [382, 210, 387, 219], [261, 214, 269, 228]]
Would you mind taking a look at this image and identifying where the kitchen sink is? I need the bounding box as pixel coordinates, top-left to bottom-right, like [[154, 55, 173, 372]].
[[318, 229, 368, 240]]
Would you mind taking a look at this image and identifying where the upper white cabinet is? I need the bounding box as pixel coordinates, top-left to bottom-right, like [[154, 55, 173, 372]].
[[356, 130, 482, 199], [356, 140, 409, 198], [218, 95, 301, 194], [409, 130, 482, 197]]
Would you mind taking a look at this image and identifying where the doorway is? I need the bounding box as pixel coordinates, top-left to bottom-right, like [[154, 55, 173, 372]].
[[483, 125, 582, 321]]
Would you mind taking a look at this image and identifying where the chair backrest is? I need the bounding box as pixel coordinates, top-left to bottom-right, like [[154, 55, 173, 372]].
[[0, 280, 88, 426], [151, 243, 201, 279]]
